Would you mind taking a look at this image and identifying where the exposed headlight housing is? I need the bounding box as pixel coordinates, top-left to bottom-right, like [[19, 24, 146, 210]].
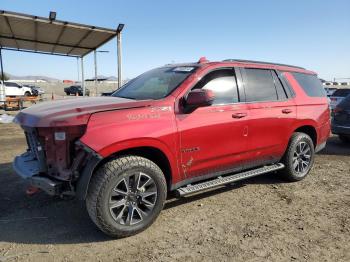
[[54, 131, 66, 141]]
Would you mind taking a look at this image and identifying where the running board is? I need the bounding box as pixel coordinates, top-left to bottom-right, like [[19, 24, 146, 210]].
[[176, 163, 285, 197]]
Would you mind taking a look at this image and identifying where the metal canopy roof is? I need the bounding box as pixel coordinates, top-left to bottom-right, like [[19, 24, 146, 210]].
[[0, 10, 118, 57]]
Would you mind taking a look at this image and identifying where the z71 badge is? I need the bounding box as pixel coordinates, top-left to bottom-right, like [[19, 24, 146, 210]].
[[181, 147, 200, 153]]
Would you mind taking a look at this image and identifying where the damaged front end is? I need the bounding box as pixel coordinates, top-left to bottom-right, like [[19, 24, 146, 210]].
[[12, 96, 150, 197], [13, 125, 100, 197]]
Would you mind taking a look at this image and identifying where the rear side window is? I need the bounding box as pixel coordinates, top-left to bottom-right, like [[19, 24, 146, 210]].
[[332, 89, 350, 97], [244, 69, 278, 102], [292, 73, 326, 97]]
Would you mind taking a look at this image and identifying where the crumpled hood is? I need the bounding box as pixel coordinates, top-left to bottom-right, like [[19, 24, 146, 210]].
[[15, 96, 152, 127]]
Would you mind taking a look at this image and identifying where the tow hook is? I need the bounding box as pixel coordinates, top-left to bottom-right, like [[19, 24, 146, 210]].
[[26, 186, 41, 196]]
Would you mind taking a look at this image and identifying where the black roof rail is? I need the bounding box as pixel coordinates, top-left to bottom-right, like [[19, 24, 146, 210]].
[[222, 59, 305, 70]]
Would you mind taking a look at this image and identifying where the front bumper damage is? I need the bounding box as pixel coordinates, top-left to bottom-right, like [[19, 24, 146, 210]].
[[13, 141, 102, 198], [13, 151, 63, 196]]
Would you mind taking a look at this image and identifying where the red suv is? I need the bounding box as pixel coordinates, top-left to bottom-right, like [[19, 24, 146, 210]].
[[13, 58, 330, 237]]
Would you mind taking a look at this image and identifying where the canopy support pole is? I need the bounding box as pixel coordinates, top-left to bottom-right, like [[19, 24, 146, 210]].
[[0, 49, 4, 82], [0, 48, 5, 104], [94, 50, 98, 96], [117, 32, 122, 89], [81, 56, 85, 96], [76, 57, 80, 82]]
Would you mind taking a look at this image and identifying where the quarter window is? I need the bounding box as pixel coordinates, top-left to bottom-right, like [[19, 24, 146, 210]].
[[292, 72, 326, 97]]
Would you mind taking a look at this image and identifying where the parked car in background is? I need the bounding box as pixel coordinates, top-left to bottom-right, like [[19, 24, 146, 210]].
[[23, 85, 45, 96], [13, 58, 330, 237], [330, 89, 350, 109], [324, 87, 337, 97], [332, 94, 350, 143], [100, 80, 131, 96], [2, 81, 33, 96], [64, 85, 90, 96], [101, 91, 114, 96]]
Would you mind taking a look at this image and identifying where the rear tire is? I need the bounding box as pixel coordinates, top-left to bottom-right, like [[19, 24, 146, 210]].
[[280, 132, 315, 182], [339, 135, 350, 143], [86, 155, 167, 238], [24, 91, 31, 96]]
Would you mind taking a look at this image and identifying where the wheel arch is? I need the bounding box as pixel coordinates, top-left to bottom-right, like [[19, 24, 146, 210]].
[[105, 146, 173, 189], [293, 125, 317, 148], [76, 144, 175, 200]]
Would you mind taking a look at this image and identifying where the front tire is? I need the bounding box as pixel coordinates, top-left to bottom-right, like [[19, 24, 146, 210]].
[[280, 132, 315, 181], [86, 155, 167, 238]]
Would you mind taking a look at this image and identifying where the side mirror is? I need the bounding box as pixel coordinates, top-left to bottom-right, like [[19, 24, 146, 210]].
[[185, 89, 214, 108]]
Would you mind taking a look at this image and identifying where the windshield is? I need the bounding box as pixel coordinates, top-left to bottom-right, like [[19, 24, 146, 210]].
[[112, 66, 197, 100]]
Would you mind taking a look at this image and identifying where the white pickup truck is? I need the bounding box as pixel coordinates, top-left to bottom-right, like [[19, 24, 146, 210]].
[[0, 81, 33, 97]]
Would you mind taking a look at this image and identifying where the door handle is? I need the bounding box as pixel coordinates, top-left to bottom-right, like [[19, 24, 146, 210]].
[[282, 109, 293, 114], [232, 112, 247, 119]]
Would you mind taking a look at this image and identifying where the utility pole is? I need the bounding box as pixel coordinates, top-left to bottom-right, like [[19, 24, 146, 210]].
[[93, 50, 108, 96]]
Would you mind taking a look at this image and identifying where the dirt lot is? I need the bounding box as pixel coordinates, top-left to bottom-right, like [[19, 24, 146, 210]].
[[0, 119, 349, 262]]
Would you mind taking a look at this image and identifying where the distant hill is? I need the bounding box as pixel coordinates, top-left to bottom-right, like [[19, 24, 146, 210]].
[[8, 73, 60, 82], [86, 75, 118, 81], [106, 76, 118, 81], [7, 73, 122, 83]]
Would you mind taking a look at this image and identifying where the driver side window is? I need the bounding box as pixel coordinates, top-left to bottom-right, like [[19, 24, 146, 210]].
[[194, 69, 239, 105]]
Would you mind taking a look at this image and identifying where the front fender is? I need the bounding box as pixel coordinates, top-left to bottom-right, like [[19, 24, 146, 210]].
[[81, 106, 178, 164], [77, 107, 180, 198]]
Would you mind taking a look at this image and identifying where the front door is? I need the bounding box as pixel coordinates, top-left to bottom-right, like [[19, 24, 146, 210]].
[[176, 68, 249, 181]]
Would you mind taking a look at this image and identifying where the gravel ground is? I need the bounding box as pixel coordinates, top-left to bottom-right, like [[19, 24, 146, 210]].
[[0, 121, 349, 262]]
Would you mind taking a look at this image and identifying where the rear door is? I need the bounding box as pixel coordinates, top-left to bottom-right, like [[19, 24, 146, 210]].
[[176, 68, 249, 180], [240, 68, 296, 166]]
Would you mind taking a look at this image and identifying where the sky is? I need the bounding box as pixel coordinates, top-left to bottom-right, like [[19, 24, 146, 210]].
[[1, 0, 349, 81]]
